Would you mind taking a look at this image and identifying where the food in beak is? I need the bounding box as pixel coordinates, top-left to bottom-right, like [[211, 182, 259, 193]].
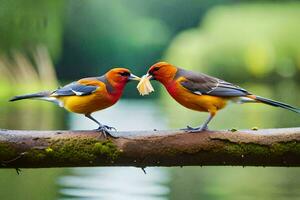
[[129, 74, 141, 81], [137, 75, 154, 96]]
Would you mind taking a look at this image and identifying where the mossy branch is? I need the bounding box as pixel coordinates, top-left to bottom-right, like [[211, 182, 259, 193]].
[[0, 128, 300, 168]]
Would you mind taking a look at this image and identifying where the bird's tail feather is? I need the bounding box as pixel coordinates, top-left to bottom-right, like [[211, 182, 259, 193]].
[[9, 91, 51, 102], [248, 95, 300, 114]]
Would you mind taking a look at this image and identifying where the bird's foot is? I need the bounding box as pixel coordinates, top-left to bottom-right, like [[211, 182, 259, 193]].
[[95, 125, 118, 138], [103, 125, 117, 131], [181, 125, 208, 133]]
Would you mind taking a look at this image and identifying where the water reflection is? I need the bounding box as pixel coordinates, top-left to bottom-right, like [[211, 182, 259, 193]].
[[169, 167, 300, 200], [58, 167, 170, 200], [58, 100, 170, 200]]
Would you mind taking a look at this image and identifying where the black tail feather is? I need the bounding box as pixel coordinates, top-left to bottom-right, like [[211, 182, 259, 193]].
[[9, 91, 51, 102], [255, 96, 300, 114]]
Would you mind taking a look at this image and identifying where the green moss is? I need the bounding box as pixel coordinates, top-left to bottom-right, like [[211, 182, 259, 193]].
[[222, 140, 300, 156], [224, 142, 269, 156], [92, 140, 120, 160], [271, 141, 300, 155], [36, 152, 47, 160], [45, 147, 53, 153], [251, 127, 259, 131], [0, 143, 16, 161], [23, 138, 120, 164], [50, 138, 120, 163], [26, 149, 47, 162]]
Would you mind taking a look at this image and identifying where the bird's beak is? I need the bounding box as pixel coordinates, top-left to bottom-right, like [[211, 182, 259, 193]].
[[146, 73, 155, 80], [128, 73, 141, 81]]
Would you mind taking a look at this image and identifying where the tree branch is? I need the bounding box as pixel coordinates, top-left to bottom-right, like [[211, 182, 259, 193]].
[[0, 128, 300, 168]]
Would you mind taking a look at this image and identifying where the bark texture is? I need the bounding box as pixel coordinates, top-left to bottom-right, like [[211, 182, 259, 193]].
[[0, 128, 300, 168]]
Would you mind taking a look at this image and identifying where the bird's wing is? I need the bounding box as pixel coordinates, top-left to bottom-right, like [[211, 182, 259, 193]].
[[177, 68, 250, 97], [51, 79, 99, 97]]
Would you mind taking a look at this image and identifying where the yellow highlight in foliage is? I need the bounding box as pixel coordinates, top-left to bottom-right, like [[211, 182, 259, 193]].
[[137, 75, 154, 96], [45, 147, 54, 153]]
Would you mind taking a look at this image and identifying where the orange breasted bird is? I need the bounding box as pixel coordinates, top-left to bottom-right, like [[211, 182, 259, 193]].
[[145, 62, 300, 132], [10, 68, 140, 137]]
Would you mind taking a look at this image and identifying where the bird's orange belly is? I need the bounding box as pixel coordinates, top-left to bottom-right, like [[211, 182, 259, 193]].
[[167, 85, 228, 113], [58, 93, 116, 114]]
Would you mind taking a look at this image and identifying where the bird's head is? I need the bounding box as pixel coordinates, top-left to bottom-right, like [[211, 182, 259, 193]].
[[106, 68, 140, 88], [146, 62, 177, 84]]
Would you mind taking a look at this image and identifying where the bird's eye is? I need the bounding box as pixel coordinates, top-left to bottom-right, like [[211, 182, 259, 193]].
[[119, 71, 130, 76], [153, 67, 160, 72]]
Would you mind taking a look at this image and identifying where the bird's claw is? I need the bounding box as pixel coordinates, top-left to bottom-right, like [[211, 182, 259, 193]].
[[95, 125, 118, 138], [181, 125, 208, 133], [103, 125, 117, 131]]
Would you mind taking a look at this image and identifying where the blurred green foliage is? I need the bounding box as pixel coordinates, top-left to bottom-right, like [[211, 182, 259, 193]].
[[57, 0, 228, 79], [0, 0, 230, 97], [0, 0, 64, 60], [1, 1, 300, 85], [165, 3, 300, 82]]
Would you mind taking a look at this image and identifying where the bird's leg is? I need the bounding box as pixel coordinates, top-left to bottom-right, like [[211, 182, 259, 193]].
[[96, 126, 118, 138], [182, 113, 215, 133], [84, 114, 118, 138], [84, 114, 116, 130]]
